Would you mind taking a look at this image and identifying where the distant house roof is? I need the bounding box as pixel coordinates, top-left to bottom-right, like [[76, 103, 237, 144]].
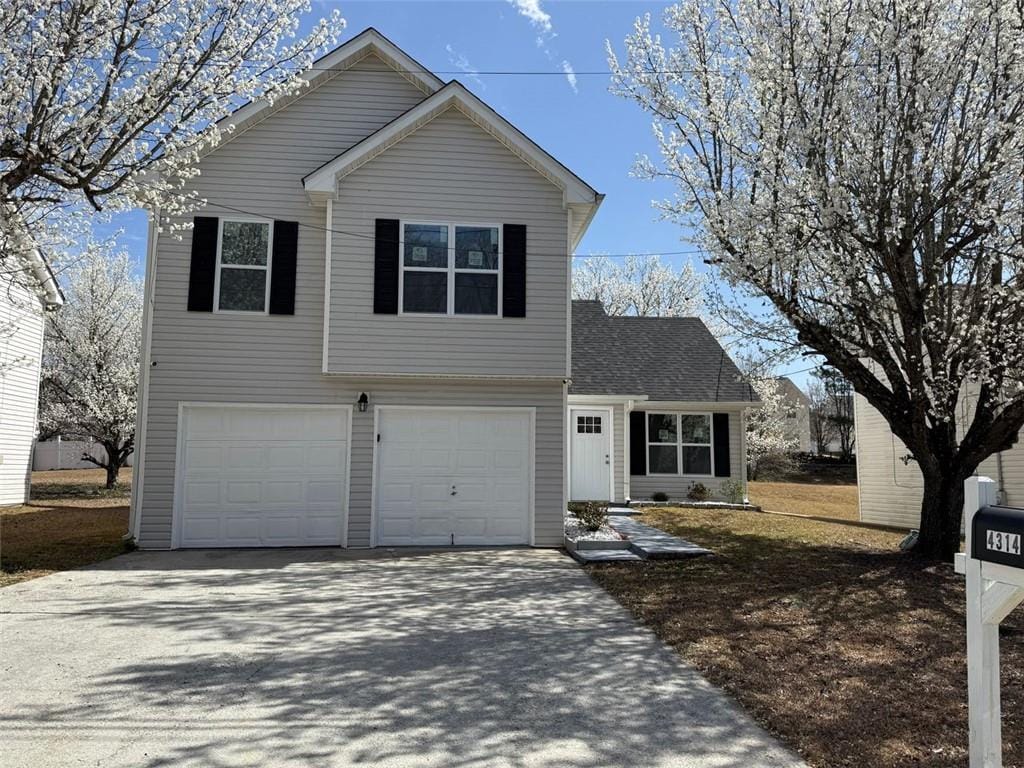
[[570, 300, 757, 403]]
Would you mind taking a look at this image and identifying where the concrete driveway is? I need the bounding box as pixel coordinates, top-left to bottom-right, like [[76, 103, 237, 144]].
[[0, 548, 805, 767]]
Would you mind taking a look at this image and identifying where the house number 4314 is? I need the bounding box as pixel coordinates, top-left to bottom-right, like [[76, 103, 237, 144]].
[[986, 530, 1021, 555]]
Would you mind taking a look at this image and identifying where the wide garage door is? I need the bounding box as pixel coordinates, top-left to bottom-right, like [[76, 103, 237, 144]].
[[376, 408, 531, 546], [175, 405, 350, 548]]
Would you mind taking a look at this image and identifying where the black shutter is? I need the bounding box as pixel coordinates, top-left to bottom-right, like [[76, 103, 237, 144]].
[[629, 410, 647, 476], [374, 219, 400, 314], [502, 223, 526, 317], [187, 216, 219, 312], [713, 413, 731, 477], [269, 220, 298, 315]]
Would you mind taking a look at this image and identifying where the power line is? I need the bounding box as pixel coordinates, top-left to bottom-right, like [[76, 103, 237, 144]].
[[149, 185, 708, 260]]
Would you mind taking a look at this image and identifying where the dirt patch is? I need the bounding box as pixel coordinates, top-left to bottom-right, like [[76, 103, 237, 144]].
[[748, 481, 860, 522], [2, 469, 133, 586], [587, 507, 1022, 768]]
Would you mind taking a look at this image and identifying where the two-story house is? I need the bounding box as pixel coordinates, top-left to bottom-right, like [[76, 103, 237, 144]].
[[129, 29, 755, 550]]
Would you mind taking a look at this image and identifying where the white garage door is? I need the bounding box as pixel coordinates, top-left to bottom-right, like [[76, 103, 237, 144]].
[[376, 409, 531, 546], [174, 405, 350, 548]]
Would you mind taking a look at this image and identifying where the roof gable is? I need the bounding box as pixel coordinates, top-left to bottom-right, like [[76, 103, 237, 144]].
[[303, 81, 601, 216]]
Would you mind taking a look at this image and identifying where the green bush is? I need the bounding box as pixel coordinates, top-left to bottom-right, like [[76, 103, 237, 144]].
[[687, 482, 711, 502], [650, 491, 669, 502], [570, 500, 608, 531], [719, 479, 745, 504]]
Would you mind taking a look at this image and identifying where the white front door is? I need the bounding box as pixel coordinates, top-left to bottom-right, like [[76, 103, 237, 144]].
[[570, 409, 611, 501], [174, 405, 350, 548], [375, 408, 532, 546]]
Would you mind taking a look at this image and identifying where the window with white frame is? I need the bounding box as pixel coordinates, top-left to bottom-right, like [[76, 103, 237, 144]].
[[647, 413, 713, 475], [216, 219, 272, 312], [401, 222, 500, 315]]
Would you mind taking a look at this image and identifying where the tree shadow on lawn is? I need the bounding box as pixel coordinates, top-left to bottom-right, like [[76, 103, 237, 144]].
[[0, 549, 803, 768], [587, 511, 1023, 768]]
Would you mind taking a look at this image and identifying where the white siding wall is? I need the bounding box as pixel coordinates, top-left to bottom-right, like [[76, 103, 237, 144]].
[[136, 56, 569, 548], [629, 409, 745, 502], [0, 282, 44, 505], [328, 107, 569, 376], [855, 394, 1024, 528]]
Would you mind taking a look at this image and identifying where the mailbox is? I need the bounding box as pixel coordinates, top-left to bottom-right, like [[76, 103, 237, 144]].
[[971, 504, 1024, 568]]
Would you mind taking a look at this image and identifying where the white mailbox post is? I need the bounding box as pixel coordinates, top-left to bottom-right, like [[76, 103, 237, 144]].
[[954, 476, 1024, 768]]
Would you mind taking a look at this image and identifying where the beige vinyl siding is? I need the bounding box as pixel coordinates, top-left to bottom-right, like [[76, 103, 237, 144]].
[[136, 57, 569, 547], [0, 283, 44, 505], [855, 394, 1024, 528], [629, 409, 745, 502], [328, 107, 568, 376]]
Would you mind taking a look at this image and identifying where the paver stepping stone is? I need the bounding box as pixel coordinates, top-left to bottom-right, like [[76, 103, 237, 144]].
[[607, 515, 712, 560]]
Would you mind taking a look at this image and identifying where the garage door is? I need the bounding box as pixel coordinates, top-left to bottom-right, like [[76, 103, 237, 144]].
[[375, 409, 531, 546], [174, 405, 350, 548]]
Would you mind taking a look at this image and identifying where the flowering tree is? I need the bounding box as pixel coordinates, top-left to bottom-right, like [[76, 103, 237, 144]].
[[1, 0, 343, 280], [741, 366, 798, 479], [39, 251, 142, 488], [609, 0, 1024, 559], [573, 255, 708, 317]]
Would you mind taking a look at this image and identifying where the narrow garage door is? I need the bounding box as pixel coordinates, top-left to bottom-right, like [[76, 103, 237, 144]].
[[376, 409, 531, 546], [175, 405, 350, 548]]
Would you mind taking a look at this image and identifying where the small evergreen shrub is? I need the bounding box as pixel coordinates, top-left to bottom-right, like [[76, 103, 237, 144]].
[[720, 479, 745, 504], [687, 482, 711, 502], [650, 491, 669, 502], [572, 500, 609, 531]]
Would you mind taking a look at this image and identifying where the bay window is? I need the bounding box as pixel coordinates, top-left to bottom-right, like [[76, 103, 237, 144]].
[[401, 221, 500, 315], [647, 413, 713, 475]]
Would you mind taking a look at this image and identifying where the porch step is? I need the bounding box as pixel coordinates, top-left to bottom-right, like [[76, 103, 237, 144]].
[[568, 548, 645, 563], [607, 516, 712, 561]]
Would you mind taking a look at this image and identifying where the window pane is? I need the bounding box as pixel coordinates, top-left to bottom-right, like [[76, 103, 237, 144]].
[[219, 268, 266, 311], [454, 273, 498, 315], [683, 446, 712, 475], [680, 415, 711, 444], [404, 224, 448, 268], [221, 221, 269, 265], [648, 414, 677, 443], [648, 445, 679, 474], [403, 271, 447, 313], [455, 226, 499, 269]]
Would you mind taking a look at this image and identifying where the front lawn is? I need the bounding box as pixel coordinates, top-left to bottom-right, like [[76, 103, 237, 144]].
[[1, 469, 131, 587], [587, 507, 1022, 768], [747, 480, 860, 522]]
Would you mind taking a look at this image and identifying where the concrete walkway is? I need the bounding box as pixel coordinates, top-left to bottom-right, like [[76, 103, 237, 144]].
[[0, 549, 805, 768]]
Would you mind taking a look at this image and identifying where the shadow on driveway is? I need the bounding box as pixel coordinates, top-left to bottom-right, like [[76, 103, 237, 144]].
[[0, 548, 805, 767]]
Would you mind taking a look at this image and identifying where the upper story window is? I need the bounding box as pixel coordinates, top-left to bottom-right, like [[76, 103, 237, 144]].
[[216, 219, 272, 313], [400, 222, 500, 316], [647, 413, 713, 476]]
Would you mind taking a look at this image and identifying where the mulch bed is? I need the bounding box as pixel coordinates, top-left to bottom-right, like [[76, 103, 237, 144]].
[[587, 507, 1023, 768]]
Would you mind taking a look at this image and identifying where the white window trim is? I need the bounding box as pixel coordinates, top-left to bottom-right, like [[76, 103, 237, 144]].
[[397, 219, 502, 318], [213, 216, 274, 315], [646, 412, 715, 478]]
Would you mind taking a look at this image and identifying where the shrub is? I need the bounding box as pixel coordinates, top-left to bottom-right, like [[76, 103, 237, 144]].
[[687, 482, 711, 502], [719, 479, 745, 504], [650, 491, 669, 502], [570, 500, 608, 531], [749, 451, 798, 481]]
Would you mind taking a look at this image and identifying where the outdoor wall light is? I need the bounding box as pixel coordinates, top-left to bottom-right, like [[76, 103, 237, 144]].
[[357, 392, 369, 413]]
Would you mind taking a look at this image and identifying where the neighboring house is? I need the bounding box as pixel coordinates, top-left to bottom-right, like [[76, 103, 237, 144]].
[[854, 394, 1023, 529], [567, 300, 758, 504], [776, 377, 811, 454], [130, 29, 604, 549], [0, 248, 63, 505]]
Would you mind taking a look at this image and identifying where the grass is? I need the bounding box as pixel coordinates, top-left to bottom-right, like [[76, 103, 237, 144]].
[[1, 469, 132, 587], [587, 507, 1023, 768], [748, 480, 860, 522]]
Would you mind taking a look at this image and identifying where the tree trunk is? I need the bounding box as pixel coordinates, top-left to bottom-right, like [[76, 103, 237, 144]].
[[913, 465, 966, 561], [105, 461, 119, 489]]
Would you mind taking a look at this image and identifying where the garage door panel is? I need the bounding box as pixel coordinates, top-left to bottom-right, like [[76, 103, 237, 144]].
[[176, 406, 349, 548], [376, 409, 531, 546]]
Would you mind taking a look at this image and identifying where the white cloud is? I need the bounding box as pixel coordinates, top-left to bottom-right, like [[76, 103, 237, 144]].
[[507, 0, 552, 34], [561, 60, 578, 94], [445, 43, 485, 91]]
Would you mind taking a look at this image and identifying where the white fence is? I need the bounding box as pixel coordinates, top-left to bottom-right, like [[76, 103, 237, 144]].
[[32, 439, 133, 471]]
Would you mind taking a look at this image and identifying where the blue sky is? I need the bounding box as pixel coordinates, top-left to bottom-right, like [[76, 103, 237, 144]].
[[100, 0, 815, 386]]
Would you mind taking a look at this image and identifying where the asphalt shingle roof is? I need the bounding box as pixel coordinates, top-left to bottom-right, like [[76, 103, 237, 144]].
[[570, 300, 757, 402]]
